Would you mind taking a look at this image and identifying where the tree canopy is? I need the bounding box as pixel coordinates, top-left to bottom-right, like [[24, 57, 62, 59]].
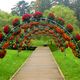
[[11, 0, 30, 16]]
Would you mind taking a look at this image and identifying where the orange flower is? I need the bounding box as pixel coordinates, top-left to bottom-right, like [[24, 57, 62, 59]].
[[21, 24, 29, 29], [68, 42, 76, 50], [62, 33, 71, 41], [2, 41, 10, 49], [30, 22, 40, 27], [55, 27, 64, 34]]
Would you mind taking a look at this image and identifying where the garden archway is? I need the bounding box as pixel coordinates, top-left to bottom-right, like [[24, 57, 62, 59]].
[[0, 11, 80, 58]]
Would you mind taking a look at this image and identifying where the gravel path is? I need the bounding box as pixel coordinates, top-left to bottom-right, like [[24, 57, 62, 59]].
[[12, 47, 64, 80]]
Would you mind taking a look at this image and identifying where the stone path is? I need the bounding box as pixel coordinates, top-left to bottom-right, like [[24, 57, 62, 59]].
[[12, 47, 64, 80]]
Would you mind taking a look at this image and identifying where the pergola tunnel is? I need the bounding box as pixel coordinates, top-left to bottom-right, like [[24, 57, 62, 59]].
[[0, 11, 80, 59]]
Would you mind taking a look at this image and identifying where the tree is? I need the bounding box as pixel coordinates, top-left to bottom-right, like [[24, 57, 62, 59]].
[[0, 10, 11, 29], [36, 0, 52, 12], [11, 0, 30, 16], [63, 0, 70, 6], [29, 1, 36, 14], [69, 0, 80, 21]]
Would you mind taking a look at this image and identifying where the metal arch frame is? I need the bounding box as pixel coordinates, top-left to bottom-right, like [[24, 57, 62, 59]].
[[40, 18, 80, 52], [1, 17, 80, 55]]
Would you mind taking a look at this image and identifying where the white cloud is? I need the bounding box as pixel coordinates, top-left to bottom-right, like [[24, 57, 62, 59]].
[[0, 0, 35, 13]]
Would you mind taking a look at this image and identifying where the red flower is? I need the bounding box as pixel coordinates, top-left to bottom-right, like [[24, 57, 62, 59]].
[[55, 27, 64, 34], [76, 33, 80, 41], [33, 11, 43, 18], [0, 32, 3, 41], [58, 17, 65, 25], [22, 13, 31, 22], [3, 25, 10, 34], [2, 41, 10, 49], [12, 18, 20, 26], [66, 24, 73, 32], [62, 33, 71, 41]]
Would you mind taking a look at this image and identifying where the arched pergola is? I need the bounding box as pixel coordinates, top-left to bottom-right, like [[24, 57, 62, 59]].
[[0, 11, 80, 58]]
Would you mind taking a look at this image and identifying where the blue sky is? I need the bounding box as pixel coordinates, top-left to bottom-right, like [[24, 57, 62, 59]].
[[0, 0, 35, 13]]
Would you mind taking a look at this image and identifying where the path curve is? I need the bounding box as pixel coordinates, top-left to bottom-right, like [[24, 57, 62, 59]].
[[12, 47, 64, 80]]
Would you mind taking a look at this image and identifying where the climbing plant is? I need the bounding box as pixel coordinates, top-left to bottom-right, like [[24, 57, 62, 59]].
[[0, 11, 80, 59]]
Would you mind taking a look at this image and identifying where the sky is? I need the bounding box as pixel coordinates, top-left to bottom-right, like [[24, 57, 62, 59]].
[[0, 0, 35, 13]]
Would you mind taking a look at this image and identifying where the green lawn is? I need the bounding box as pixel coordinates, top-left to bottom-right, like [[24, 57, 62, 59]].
[[50, 45, 80, 80], [0, 50, 32, 80], [31, 39, 48, 46]]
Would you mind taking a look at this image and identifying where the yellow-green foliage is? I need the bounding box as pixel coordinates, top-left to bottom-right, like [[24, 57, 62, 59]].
[[44, 5, 80, 33], [0, 10, 20, 30]]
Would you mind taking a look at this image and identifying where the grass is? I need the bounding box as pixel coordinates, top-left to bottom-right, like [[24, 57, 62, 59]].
[[0, 49, 32, 80], [50, 45, 80, 80], [31, 39, 49, 46]]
